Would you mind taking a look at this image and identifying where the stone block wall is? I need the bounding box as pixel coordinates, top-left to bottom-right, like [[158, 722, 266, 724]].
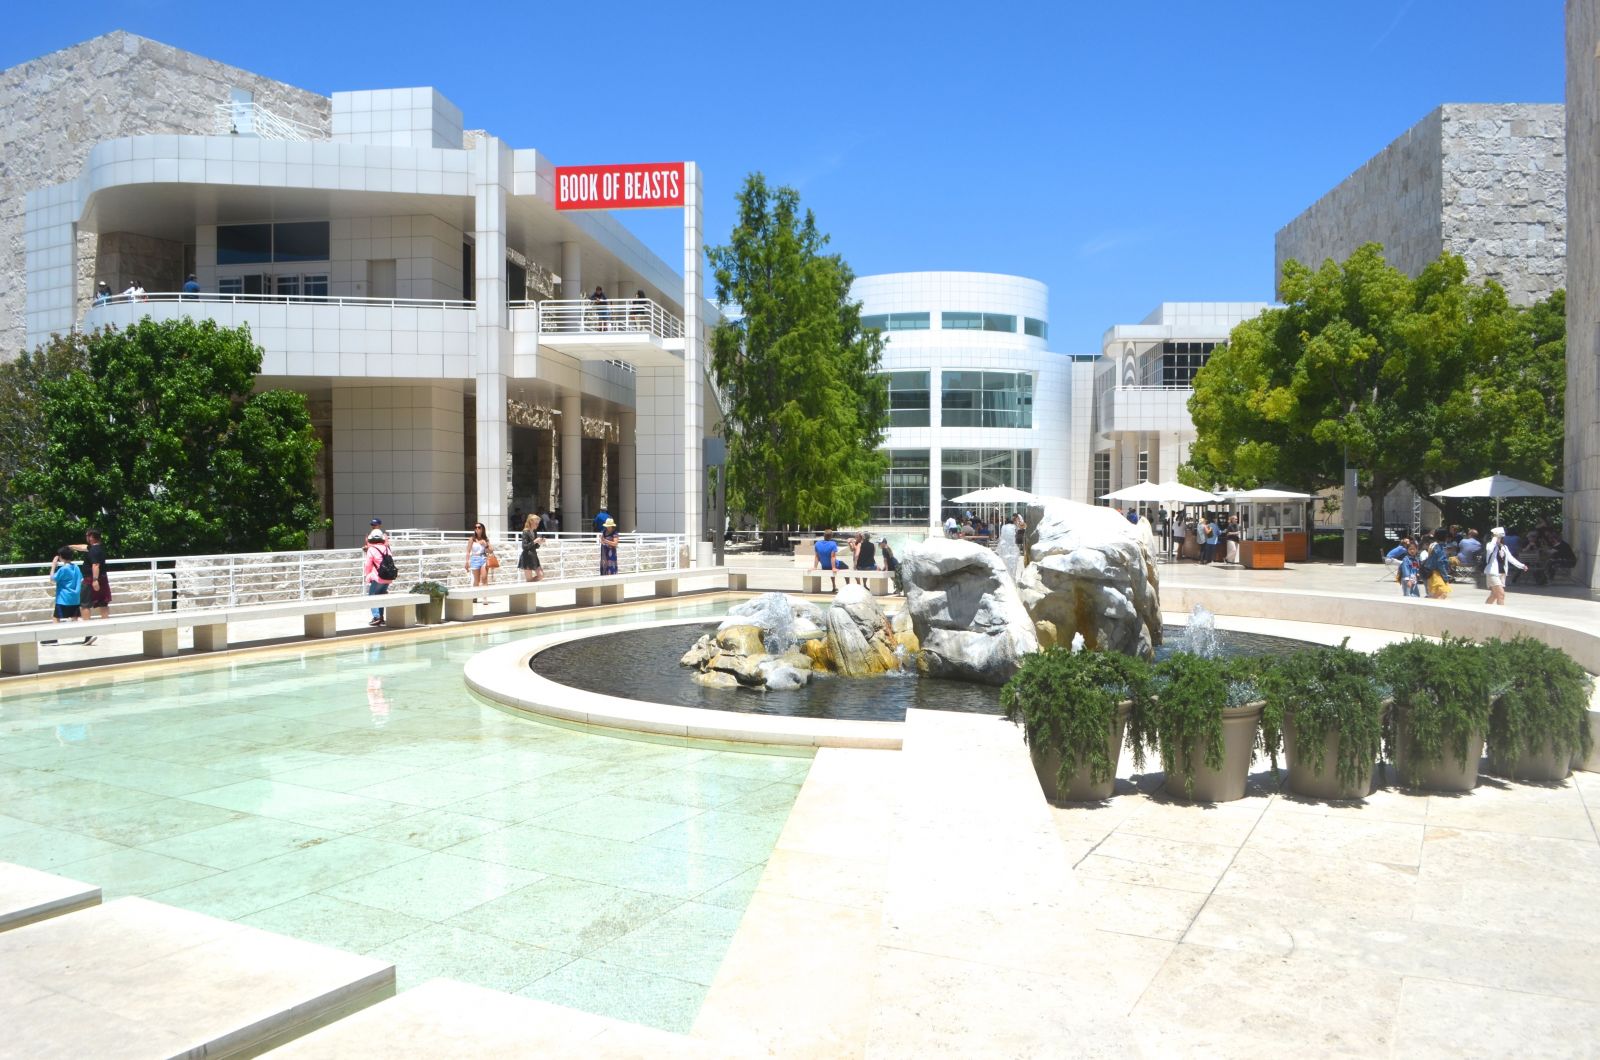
[[0, 31, 329, 358], [1566, 0, 1599, 587], [95, 231, 186, 295], [1275, 103, 1566, 306], [1275, 108, 1444, 286], [1438, 103, 1566, 305]]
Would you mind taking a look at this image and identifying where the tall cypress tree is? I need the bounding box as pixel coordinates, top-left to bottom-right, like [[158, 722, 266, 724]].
[[708, 174, 888, 540]]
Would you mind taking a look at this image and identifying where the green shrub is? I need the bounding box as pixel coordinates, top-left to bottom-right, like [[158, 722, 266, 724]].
[[1377, 636, 1490, 785], [409, 581, 448, 600], [1002, 648, 1150, 788], [1482, 636, 1595, 764], [1258, 645, 1383, 790], [1133, 652, 1256, 798]]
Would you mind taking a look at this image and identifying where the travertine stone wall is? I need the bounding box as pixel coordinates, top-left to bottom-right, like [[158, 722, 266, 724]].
[[0, 31, 329, 358], [1566, 0, 1599, 587], [1275, 104, 1565, 306], [95, 231, 185, 295]]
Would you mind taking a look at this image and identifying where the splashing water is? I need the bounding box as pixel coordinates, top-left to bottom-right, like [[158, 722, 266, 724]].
[[1070, 632, 1086, 653], [1182, 604, 1220, 659]]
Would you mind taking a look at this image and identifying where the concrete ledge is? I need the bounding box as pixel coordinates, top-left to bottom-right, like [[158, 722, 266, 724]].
[[463, 617, 903, 750], [0, 862, 100, 932], [0, 897, 394, 1057]]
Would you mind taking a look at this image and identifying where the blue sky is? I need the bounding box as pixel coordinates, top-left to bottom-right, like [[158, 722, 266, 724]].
[[8, 1, 1566, 351]]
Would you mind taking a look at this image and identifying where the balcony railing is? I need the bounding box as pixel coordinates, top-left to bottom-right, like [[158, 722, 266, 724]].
[[89, 292, 474, 311], [527, 298, 683, 340], [213, 101, 323, 142]]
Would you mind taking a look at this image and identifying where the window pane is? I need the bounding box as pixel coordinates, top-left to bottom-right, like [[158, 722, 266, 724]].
[[217, 224, 272, 265], [272, 275, 299, 297], [874, 448, 931, 524], [941, 311, 982, 330], [862, 314, 888, 331], [273, 221, 330, 262], [303, 274, 329, 297], [982, 313, 1016, 333], [1024, 317, 1047, 339], [887, 312, 930, 330]]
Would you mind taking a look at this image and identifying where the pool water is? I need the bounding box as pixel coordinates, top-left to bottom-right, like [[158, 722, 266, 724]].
[[531, 622, 1319, 723], [0, 601, 801, 1033]]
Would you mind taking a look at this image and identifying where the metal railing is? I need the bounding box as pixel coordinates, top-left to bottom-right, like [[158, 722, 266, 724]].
[[213, 101, 323, 142], [88, 292, 474, 311], [529, 298, 684, 340], [0, 532, 685, 626]]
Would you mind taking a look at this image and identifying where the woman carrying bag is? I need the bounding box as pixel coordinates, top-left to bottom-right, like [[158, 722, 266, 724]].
[[465, 521, 498, 602]]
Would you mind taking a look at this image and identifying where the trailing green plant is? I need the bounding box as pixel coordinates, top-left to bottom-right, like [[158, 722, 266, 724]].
[[1133, 651, 1255, 798], [1377, 636, 1490, 785], [1001, 648, 1150, 788], [1482, 636, 1595, 764], [409, 581, 448, 600], [1257, 645, 1383, 790]]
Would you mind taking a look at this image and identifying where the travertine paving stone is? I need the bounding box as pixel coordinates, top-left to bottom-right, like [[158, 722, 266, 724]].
[[0, 860, 100, 930]]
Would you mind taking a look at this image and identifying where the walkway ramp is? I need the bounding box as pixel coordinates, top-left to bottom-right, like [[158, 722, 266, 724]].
[[0, 861, 100, 931]]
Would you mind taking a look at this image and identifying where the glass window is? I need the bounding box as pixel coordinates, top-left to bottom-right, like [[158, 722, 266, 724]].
[[941, 311, 982, 330], [941, 370, 1033, 428], [861, 314, 888, 331], [272, 275, 300, 298], [1024, 317, 1047, 339], [1093, 453, 1111, 505], [982, 313, 1016, 333], [217, 224, 273, 265], [887, 311, 930, 330], [872, 448, 931, 525], [273, 221, 330, 262], [218, 276, 243, 294], [303, 274, 329, 297], [939, 449, 1033, 523], [884, 370, 931, 428]]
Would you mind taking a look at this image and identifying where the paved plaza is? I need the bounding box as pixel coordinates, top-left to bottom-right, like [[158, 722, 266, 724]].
[[1, 560, 1597, 1055]]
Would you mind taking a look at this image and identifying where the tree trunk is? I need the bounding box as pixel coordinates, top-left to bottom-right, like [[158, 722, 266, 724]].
[[1366, 479, 1389, 560]]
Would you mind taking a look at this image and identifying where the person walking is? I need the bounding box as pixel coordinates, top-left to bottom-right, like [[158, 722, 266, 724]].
[[1483, 526, 1528, 606], [851, 531, 878, 587], [598, 517, 620, 575], [364, 528, 394, 626], [813, 530, 841, 593], [1423, 531, 1452, 599], [465, 522, 496, 598], [518, 513, 544, 582], [1224, 516, 1242, 565], [1172, 515, 1187, 561], [64, 529, 111, 636], [368, 517, 388, 545]]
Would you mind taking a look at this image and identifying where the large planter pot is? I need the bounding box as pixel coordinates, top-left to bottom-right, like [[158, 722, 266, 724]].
[[419, 598, 446, 625], [1392, 714, 1483, 792], [1029, 702, 1133, 803], [1163, 701, 1263, 803], [1283, 715, 1377, 800], [1489, 742, 1572, 783]]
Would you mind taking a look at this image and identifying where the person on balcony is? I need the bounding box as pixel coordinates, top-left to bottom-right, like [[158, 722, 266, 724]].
[[93, 281, 112, 306], [599, 518, 620, 575], [633, 290, 648, 330], [182, 274, 200, 297], [590, 285, 609, 331]]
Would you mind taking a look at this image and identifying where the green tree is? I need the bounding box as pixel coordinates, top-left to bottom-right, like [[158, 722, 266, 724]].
[[0, 331, 90, 553], [708, 173, 888, 535], [1186, 244, 1520, 546], [9, 318, 327, 559]]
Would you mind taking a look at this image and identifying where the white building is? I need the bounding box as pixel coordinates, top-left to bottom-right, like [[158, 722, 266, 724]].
[[851, 271, 1094, 527], [25, 87, 712, 550], [1090, 302, 1270, 499]]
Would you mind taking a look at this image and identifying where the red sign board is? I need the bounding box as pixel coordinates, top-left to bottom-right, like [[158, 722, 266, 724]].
[[554, 162, 685, 211]]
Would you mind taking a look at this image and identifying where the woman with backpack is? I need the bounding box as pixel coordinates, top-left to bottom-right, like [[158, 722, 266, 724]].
[[364, 528, 396, 626]]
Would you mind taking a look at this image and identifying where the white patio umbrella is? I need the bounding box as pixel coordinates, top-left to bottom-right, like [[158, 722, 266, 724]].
[[949, 485, 1040, 505], [1219, 487, 1314, 502], [1153, 481, 1221, 505], [1100, 481, 1170, 503], [1431, 474, 1562, 525]]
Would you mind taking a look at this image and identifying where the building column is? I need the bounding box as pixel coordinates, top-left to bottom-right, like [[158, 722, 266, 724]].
[[333, 386, 465, 546], [618, 408, 637, 532], [683, 162, 706, 560], [561, 241, 581, 301], [929, 445, 943, 532], [560, 390, 583, 528], [471, 136, 513, 536], [24, 183, 81, 350]]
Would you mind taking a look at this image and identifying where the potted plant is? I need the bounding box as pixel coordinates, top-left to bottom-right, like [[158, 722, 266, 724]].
[[409, 581, 448, 624], [1377, 636, 1489, 791], [1259, 645, 1382, 800], [1134, 652, 1262, 802], [1482, 636, 1595, 782], [1002, 648, 1149, 802]]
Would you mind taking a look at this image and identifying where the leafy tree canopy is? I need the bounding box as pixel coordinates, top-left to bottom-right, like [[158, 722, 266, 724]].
[[0, 331, 90, 554], [1185, 244, 1557, 536], [708, 173, 888, 530], [9, 317, 327, 559]]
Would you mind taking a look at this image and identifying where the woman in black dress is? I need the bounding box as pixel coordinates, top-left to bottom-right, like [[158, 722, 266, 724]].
[[518, 513, 544, 582]]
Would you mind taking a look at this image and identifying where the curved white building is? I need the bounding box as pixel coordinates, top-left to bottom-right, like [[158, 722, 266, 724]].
[[851, 272, 1088, 527]]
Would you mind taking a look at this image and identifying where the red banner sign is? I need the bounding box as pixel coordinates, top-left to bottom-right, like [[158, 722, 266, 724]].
[[554, 162, 685, 211]]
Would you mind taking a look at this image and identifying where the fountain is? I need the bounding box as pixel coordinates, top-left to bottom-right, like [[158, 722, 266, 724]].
[[1179, 604, 1221, 659]]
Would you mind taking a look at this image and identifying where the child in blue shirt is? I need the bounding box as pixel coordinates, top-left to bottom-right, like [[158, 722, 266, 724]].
[[50, 547, 84, 641], [1398, 547, 1422, 598]]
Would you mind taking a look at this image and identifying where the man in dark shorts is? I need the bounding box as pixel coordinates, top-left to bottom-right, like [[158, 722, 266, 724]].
[[76, 529, 111, 624]]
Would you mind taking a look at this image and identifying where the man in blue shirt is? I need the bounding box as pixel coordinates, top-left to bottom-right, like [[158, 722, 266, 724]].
[[593, 507, 611, 533], [813, 530, 840, 593], [182, 274, 201, 295], [1456, 529, 1483, 568], [1385, 536, 1411, 576]]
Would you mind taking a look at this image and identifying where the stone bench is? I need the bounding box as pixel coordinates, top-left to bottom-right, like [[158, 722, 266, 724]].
[[798, 568, 896, 596], [442, 569, 715, 621], [0, 593, 428, 675]]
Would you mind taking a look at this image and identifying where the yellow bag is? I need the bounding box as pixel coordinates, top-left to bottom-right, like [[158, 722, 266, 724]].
[[1427, 571, 1449, 598]]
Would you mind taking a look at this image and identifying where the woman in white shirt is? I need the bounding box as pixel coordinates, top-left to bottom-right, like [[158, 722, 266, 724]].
[[1482, 526, 1528, 606]]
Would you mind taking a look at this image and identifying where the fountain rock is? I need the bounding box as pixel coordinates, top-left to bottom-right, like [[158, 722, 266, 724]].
[[823, 585, 901, 676], [715, 624, 767, 658], [900, 539, 1038, 685], [693, 670, 739, 690], [763, 664, 810, 691], [1017, 499, 1162, 660]]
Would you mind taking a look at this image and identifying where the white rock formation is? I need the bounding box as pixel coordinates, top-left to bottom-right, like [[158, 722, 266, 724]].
[[1017, 499, 1162, 659], [900, 540, 1039, 685]]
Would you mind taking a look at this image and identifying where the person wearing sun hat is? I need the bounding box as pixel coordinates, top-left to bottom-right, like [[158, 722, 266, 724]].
[[368, 517, 388, 545], [1482, 527, 1528, 606], [598, 517, 620, 576], [363, 526, 395, 625]]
